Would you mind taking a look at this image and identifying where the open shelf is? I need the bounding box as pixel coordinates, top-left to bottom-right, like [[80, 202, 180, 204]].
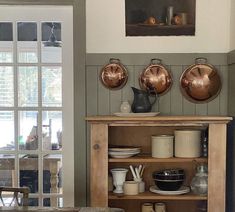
[[109, 191, 207, 200], [109, 155, 208, 163]]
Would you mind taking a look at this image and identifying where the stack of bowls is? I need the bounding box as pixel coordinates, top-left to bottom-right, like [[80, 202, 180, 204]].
[[152, 168, 185, 191]]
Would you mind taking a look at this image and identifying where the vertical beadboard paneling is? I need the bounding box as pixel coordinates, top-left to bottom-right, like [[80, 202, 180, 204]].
[[122, 65, 135, 103], [182, 99, 196, 115], [97, 66, 110, 115], [158, 65, 171, 114], [159, 92, 171, 115], [134, 65, 144, 88], [228, 64, 235, 115], [219, 65, 228, 115], [170, 65, 183, 115], [195, 104, 208, 115], [110, 90, 122, 114], [86, 66, 98, 115], [86, 54, 228, 116], [208, 65, 221, 115], [208, 97, 220, 115]]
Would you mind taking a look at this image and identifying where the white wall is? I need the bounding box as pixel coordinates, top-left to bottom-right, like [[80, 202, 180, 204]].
[[86, 0, 231, 53], [230, 0, 235, 50]]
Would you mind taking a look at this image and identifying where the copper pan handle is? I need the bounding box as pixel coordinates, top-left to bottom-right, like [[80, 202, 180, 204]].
[[195, 57, 207, 64], [151, 58, 162, 65], [109, 58, 120, 64]]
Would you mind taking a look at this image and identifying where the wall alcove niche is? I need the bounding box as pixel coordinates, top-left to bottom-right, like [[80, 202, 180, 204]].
[[125, 0, 196, 36]]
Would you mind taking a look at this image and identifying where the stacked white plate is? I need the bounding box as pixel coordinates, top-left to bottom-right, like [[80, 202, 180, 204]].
[[108, 146, 141, 158], [149, 185, 190, 195]]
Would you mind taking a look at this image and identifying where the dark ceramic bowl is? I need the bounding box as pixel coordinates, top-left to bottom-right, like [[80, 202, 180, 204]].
[[154, 179, 184, 191], [153, 174, 185, 181], [153, 168, 185, 180]]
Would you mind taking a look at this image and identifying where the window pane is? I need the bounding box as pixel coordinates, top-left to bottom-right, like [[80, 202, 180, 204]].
[[41, 22, 61, 63], [0, 111, 14, 150], [17, 22, 37, 63], [0, 42, 13, 63], [19, 111, 38, 150], [0, 23, 13, 41], [42, 67, 62, 107], [28, 198, 38, 206], [17, 42, 38, 63], [0, 67, 14, 106], [0, 154, 15, 187], [18, 66, 38, 107], [17, 22, 37, 41], [43, 197, 63, 207], [43, 154, 62, 195], [42, 111, 62, 150], [20, 154, 38, 193]]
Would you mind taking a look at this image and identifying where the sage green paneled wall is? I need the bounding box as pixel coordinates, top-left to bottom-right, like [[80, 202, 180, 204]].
[[228, 50, 235, 116], [86, 53, 228, 116]]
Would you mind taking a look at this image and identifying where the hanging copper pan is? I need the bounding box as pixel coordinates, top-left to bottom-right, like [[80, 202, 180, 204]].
[[100, 58, 128, 90], [180, 58, 222, 103], [139, 59, 172, 95]]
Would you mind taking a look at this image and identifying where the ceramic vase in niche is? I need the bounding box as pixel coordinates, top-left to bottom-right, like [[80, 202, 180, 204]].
[[120, 101, 131, 113], [111, 168, 128, 193], [190, 164, 208, 196]]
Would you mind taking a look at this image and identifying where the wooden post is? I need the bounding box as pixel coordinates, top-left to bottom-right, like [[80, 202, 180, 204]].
[[90, 123, 108, 207], [208, 123, 227, 212]]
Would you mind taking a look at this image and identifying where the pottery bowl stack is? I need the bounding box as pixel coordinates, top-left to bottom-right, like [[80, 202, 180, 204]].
[[152, 168, 185, 191]]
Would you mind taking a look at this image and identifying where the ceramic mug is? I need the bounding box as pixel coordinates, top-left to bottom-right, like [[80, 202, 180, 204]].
[[155, 202, 166, 212], [141, 203, 155, 212]]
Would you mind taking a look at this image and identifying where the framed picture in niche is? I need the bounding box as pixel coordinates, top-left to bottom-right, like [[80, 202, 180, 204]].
[[125, 0, 196, 36]]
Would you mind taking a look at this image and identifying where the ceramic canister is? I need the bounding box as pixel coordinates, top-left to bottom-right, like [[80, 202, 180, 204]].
[[123, 181, 139, 195], [151, 135, 174, 158], [174, 130, 201, 158]]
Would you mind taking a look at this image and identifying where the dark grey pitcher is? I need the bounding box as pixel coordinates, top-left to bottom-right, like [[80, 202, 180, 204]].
[[131, 87, 157, 113]]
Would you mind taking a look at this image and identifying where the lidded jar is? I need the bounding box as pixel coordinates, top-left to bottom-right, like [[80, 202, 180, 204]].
[[120, 101, 131, 113], [190, 164, 208, 196]]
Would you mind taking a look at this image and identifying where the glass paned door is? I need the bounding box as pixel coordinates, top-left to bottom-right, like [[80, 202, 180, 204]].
[[0, 6, 74, 207]]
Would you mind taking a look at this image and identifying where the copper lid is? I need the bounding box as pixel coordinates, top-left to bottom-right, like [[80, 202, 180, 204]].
[[100, 58, 128, 90], [139, 59, 172, 95], [180, 58, 221, 103]]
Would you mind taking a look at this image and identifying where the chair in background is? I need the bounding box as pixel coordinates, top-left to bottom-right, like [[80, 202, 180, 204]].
[[0, 186, 30, 206]]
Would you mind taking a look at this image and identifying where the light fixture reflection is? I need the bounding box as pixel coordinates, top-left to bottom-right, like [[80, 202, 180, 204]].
[[43, 23, 61, 47]]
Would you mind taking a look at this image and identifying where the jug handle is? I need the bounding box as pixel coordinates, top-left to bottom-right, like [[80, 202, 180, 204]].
[[148, 90, 158, 106]]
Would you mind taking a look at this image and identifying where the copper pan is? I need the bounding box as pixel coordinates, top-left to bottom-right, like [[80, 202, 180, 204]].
[[180, 58, 221, 103], [139, 59, 172, 95], [100, 58, 128, 90]]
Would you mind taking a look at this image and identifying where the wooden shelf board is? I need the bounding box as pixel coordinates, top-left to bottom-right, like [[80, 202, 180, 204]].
[[108, 191, 207, 200], [108, 156, 208, 163]]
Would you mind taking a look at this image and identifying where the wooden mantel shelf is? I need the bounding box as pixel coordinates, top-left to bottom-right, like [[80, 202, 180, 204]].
[[86, 115, 232, 125]]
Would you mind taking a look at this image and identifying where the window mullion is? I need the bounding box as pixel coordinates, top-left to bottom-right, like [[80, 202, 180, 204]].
[[37, 21, 43, 207], [13, 20, 19, 188]]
